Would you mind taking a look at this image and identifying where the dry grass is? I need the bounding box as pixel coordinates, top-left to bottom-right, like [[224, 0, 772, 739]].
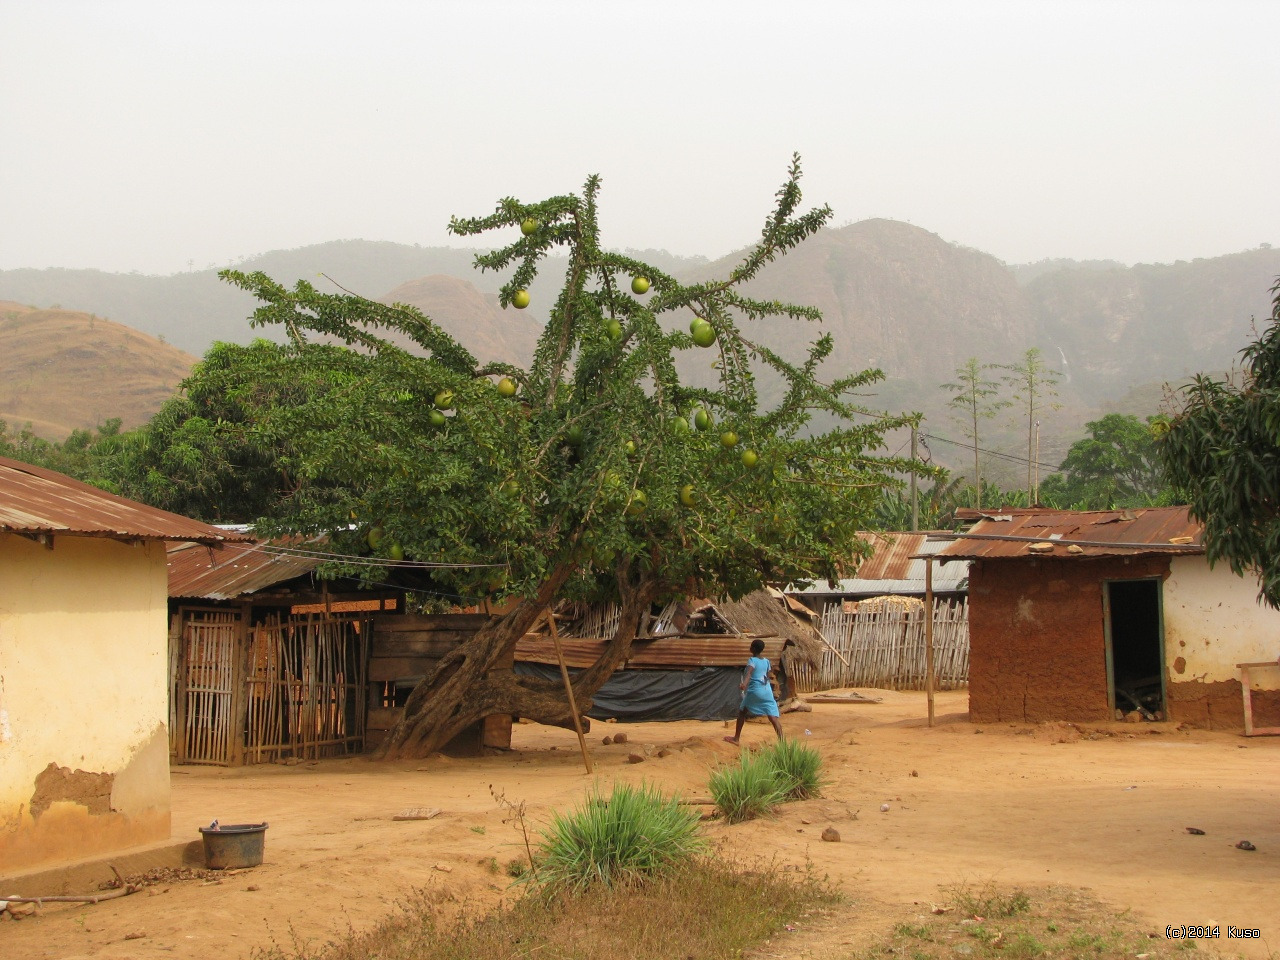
[[846, 882, 1269, 960], [250, 858, 839, 960]]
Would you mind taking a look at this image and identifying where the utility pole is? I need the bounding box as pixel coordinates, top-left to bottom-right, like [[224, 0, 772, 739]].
[[910, 424, 919, 532], [1033, 419, 1041, 505]]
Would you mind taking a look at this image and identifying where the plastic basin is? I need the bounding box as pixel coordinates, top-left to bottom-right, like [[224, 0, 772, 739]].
[[198, 822, 268, 869]]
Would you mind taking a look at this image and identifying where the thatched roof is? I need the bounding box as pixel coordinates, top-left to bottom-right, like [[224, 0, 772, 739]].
[[695, 589, 825, 667]]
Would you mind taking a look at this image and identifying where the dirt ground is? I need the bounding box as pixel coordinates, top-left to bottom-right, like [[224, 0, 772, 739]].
[[4, 689, 1278, 960]]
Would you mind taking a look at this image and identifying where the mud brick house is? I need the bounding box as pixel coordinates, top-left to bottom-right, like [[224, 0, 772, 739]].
[[0, 456, 249, 873], [934, 506, 1280, 730]]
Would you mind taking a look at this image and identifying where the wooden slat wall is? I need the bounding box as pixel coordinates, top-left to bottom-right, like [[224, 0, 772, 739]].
[[366, 613, 510, 753], [244, 612, 371, 762], [789, 598, 969, 693]]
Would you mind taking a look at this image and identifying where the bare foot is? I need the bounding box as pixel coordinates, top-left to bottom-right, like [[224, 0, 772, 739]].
[[723, 736, 739, 744]]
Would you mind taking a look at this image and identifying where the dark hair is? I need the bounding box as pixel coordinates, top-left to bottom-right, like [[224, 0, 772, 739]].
[[750, 638, 766, 656]]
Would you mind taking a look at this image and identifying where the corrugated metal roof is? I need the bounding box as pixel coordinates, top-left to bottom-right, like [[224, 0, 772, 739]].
[[933, 506, 1204, 560], [167, 538, 325, 600], [515, 634, 788, 670], [790, 533, 970, 596], [0, 456, 252, 545]]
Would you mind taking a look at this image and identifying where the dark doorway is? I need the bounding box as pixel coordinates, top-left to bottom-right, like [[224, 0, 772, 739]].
[[1104, 579, 1165, 718]]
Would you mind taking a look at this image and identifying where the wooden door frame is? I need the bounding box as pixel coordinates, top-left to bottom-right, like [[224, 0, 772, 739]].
[[1102, 577, 1167, 716]]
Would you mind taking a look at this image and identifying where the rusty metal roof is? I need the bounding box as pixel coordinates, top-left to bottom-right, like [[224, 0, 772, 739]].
[[167, 538, 325, 600], [0, 456, 252, 545], [515, 634, 788, 670], [789, 532, 969, 596], [933, 506, 1204, 560]]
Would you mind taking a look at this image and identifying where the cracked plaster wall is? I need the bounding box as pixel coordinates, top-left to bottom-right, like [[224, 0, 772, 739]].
[[0, 534, 171, 873]]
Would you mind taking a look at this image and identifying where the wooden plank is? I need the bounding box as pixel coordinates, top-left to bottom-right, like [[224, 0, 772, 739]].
[[369, 656, 437, 682], [367, 706, 403, 731], [372, 635, 472, 658], [482, 713, 513, 749], [393, 807, 442, 821], [373, 614, 491, 634]]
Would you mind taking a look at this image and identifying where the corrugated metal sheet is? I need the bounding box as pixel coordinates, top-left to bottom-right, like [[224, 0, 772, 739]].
[[934, 506, 1204, 560], [167, 539, 325, 600], [0, 455, 252, 545], [790, 533, 970, 597], [515, 634, 787, 670]]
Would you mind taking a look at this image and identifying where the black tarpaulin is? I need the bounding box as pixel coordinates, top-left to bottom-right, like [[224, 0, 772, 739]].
[[513, 663, 742, 721]]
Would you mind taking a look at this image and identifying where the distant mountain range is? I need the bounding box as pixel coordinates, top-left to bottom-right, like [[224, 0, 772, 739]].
[[3, 223, 1277, 484]]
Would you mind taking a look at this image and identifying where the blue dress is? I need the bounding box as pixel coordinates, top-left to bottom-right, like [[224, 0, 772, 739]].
[[740, 656, 780, 717]]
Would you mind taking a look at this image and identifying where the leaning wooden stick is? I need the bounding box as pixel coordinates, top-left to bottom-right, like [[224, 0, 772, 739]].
[[545, 607, 593, 774], [1, 864, 141, 906]]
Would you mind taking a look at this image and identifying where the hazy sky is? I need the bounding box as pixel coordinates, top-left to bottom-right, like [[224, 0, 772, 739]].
[[3, 1, 1277, 275]]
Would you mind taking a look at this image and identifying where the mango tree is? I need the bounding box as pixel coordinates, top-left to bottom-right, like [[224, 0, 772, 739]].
[[1161, 280, 1280, 606]]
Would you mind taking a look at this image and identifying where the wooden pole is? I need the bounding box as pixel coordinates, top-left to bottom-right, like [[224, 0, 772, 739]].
[[546, 609, 593, 774], [924, 557, 936, 727], [910, 424, 919, 532]]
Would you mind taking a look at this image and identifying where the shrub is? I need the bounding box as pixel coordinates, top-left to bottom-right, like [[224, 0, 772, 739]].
[[534, 781, 706, 893], [759, 738, 825, 800], [710, 750, 788, 823]]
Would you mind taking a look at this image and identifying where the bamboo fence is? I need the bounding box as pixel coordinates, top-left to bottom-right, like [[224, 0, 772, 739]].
[[172, 609, 240, 764], [788, 597, 969, 693], [172, 609, 371, 765], [244, 612, 371, 763]]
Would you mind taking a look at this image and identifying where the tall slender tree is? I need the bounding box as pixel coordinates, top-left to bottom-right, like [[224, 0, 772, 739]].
[[1001, 348, 1061, 504], [940, 358, 1010, 508]]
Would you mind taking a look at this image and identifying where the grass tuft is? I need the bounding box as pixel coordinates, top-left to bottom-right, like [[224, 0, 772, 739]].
[[709, 749, 788, 823], [759, 737, 826, 800], [533, 781, 706, 893], [948, 880, 1032, 918]]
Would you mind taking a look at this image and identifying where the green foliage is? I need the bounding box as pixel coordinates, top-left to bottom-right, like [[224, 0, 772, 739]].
[[533, 781, 706, 893], [120, 157, 920, 607], [1037, 413, 1174, 509], [758, 738, 825, 800], [873, 474, 967, 530], [1161, 279, 1280, 606], [0, 418, 128, 491], [941, 358, 1011, 508], [710, 750, 788, 823], [111, 340, 332, 522]]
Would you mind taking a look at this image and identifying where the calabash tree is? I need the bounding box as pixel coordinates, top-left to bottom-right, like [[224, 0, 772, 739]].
[[1160, 280, 1280, 606], [166, 157, 915, 758]]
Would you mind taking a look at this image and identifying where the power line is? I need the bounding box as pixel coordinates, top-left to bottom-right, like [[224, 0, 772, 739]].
[[254, 540, 509, 570], [849, 409, 1063, 474], [920, 432, 1061, 473]]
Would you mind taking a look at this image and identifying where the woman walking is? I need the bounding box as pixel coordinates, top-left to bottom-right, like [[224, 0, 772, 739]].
[[724, 638, 784, 744]]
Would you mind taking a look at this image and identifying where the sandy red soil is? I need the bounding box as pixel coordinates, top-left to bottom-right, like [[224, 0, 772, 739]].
[[4, 689, 1278, 959]]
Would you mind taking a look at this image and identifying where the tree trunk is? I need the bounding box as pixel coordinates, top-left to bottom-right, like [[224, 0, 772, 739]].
[[375, 565, 658, 760]]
